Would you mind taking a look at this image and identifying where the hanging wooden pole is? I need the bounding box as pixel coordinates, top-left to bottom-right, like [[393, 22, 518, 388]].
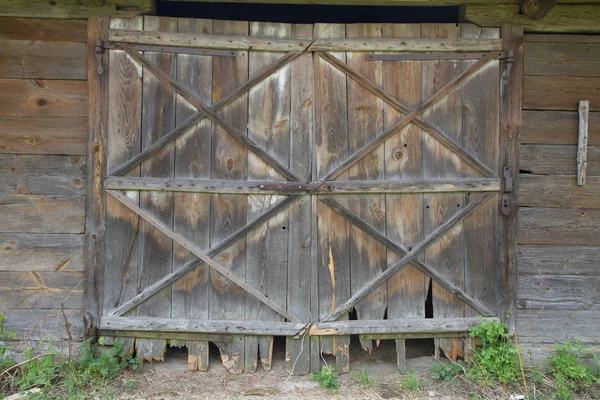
[[578, 100, 589, 186]]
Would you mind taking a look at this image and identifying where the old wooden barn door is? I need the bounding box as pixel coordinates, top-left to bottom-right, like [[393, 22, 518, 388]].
[[92, 16, 519, 374]]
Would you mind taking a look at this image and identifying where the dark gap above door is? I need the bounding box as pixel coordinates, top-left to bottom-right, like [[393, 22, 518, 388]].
[[156, 2, 460, 24]]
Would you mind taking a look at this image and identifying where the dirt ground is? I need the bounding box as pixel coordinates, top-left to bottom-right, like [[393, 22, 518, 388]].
[[104, 339, 507, 400]]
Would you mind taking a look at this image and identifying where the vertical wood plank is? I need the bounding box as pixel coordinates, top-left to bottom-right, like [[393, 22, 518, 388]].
[[578, 100, 589, 186], [286, 23, 314, 376], [172, 17, 213, 371], [381, 23, 425, 370], [210, 20, 249, 374], [135, 16, 177, 362], [499, 26, 524, 334], [104, 18, 144, 357], [85, 16, 109, 338], [461, 24, 500, 359], [421, 23, 465, 361], [246, 21, 292, 373], [314, 23, 350, 374], [345, 23, 386, 354]]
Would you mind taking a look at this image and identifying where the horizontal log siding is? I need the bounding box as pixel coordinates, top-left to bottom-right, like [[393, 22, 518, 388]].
[[0, 18, 86, 343], [518, 34, 600, 360]]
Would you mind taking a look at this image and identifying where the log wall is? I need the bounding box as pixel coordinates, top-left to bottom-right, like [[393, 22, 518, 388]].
[[0, 18, 86, 354], [518, 33, 600, 362]]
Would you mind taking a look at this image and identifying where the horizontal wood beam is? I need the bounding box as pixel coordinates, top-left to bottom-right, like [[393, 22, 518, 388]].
[[99, 316, 498, 336], [309, 38, 502, 52], [465, 5, 600, 33], [0, 0, 154, 19], [110, 30, 312, 51], [105, 177, 500, 194], [99, 329, 233, 343]]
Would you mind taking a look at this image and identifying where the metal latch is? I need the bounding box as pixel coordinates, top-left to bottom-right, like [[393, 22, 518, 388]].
[[501, 166, 512, 216], [95, 39, 116, 75], [258, 181, 328, 192]]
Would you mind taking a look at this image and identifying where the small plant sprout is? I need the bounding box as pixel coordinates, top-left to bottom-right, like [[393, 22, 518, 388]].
[[399, 370, 422, 392], [352, 367, 377, 388], [430, 360, 466, 383], [309, 365, 339, 392]]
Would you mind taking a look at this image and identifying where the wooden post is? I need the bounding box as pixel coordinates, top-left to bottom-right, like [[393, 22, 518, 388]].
[[499, 26, 523, 335], [85, 16, 109, 338], [578, 100, 589, 186]]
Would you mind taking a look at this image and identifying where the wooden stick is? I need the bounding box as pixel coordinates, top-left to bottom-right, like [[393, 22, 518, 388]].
[[109, 194, 302, 317], [321, 192, 495, 322], [320, 197, 495, 318], [578, 100, 589, 186], [109, 50, 304, 177], [117, 44, 301, 182], [318, 51, 498, 178], [107, 190, 302, 322], [321, 50, 501, 181]]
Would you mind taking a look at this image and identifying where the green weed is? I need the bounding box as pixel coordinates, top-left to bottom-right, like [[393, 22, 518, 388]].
[[430, 360, 465, 382], [399, 370, 421, 392], [352, 367, 377, 388], [310, 365, 339, 392], [548, 340, 600, 400]]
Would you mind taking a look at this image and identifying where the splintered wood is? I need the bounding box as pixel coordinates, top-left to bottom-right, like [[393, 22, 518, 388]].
[[99, 18, 511, 374]]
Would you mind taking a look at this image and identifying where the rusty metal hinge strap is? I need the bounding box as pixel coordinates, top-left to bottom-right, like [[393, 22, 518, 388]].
[[501, 166, 512, 216], [95, 39, 116, 75], [365, 51, 514, 62]]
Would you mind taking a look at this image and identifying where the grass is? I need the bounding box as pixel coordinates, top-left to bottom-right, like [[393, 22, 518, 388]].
[[399, 370, 422, 392], [352, 367, 378, 388]]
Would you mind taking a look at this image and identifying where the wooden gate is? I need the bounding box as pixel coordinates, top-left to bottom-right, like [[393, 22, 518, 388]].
[[87, 16, 521, 374]]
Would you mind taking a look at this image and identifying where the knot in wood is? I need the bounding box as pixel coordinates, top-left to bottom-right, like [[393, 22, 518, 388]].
[[394, 149, 404, 160]]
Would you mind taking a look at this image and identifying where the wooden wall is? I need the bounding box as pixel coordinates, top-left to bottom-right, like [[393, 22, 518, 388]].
[[0, 18, 86, 351], [518, 34, 600, 362]]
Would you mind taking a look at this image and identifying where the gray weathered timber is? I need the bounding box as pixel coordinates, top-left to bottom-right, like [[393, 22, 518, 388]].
[[516, 309, 600, 343], [0, 79, 87, 117], [209, 20, 249, 374], [308, 38, 502, 52], [518, 245, 600, 276], [0, 233, 84, 272], [346, 23, 386, 354], [499, 26, 523, 334], [0, 116, 87, 155], [109, 51, 303, 177], [0, 18, 87, 42], [520, 175, 600, 208], [109, 195, 301, 318], [85, 16, 108, 338], [578, 100, 589, 186], [0, 271, 83, 309], [171, 17, 213, 372], [525, 41, 600, 78], [3, 308, 84, 342], [421, 23, 464, 361], [318, 51, 496, 179], [322, 192, 495, 323], [518, 207, 600, 246], [0, 194, 84, 233], [524, 75, 600, 111], [314, 23, 350, 374], [381, 22, 424, 370], [521, 110, 600, 146], [0, 154, 85, 196], [99, 330, 232, 343], [517, 274, 600, 311], [109, 29, 311, 52], [520, 144, 600, 176]]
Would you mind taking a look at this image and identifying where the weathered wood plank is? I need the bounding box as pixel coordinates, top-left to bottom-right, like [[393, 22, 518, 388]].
[[0, 79, 87, 117], [0, 0, 153, 19], [0, 155, 85, 196], [246, 21, 292, 373], [100, 330, 232, 343], [309, 38, 502, 52], [345, 23, 386, 354], [521, 110, 600, 146], [517, 274, 600, 311], [0, 233, 84, 272], [525, 42, 600, 78], [421, 23, 464, 361], [0, 271, 83, 308], [524, 76, 600, 111], [3, 308, 83, 342], [314, 23, 350, 374], [0, 40, 86, 79], [525, 34, 600, 44], [578, 100, 589, 186], [0, 194, 84, 233], [0, 18, 87, 42], [520, 175, 600, 208], [0, 116, 87, 155], [210, 19, 248, 375], [518, 245, 600, 276], [520, 144, 600, 176], [516, 309, 600, 343], [110, 29, 310, 52], [518, 207, 600, 246]]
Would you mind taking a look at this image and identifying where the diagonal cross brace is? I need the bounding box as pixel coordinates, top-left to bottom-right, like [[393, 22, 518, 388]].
[[320, 192, 495, 322], [317, 52, 498, 179], [107, 190, 303, 323], [114, 44, 302, 182], [320, 197, 495, 318], [319, 50, 501, 181]]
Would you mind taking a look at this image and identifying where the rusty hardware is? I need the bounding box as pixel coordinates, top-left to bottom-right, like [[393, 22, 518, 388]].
[[95, 39, 116, 75], [501, 166, 512, 216], [366, 51, 514, 62], [258, 181, 328, 192]]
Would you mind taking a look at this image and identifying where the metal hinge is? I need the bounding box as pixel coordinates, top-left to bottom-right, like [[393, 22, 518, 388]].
[[501, 166, 512, 216], [95, 39, 117, 75]]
